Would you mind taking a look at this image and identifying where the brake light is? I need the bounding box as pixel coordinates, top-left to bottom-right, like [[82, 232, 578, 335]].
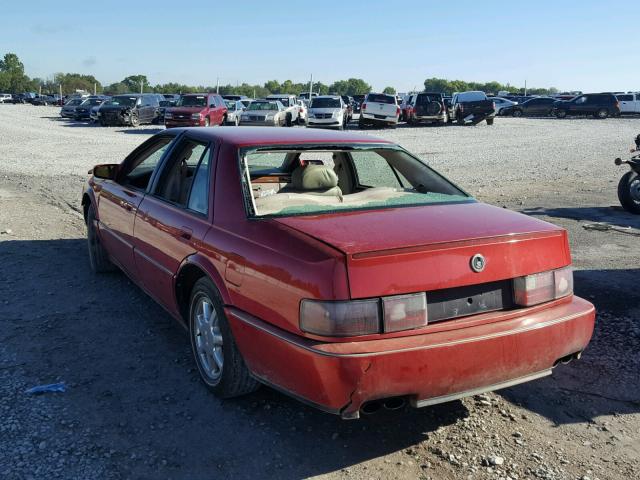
[[362, 103, 367, 111], [396, 106, 401, 117], [513, 267, 573, 307]]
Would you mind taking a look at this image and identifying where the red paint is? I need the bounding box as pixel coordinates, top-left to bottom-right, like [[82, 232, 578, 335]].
[[86, 128, 595, 417], [164, 93, 227, 128]]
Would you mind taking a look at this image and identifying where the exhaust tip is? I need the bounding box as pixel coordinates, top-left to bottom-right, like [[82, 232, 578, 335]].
[[383, 397, 406, 411], [360, 401, 382, 415], [554, 351, 582, 367]]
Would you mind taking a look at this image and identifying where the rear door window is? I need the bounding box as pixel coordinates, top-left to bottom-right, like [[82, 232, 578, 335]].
[[617, 94, 633, 101]]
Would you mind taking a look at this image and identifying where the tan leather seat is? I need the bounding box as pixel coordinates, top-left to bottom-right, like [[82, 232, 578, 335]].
[[289, 164, 342, 197]]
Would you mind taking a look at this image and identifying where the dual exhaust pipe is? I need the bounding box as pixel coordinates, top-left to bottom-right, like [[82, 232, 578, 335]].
[[360, 396, 406, 415]]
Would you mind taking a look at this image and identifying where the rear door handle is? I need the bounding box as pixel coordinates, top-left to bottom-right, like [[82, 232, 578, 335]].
[[179, 227, 193, 240]]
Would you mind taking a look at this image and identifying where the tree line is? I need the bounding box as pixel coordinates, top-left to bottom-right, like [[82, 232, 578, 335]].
[[1, 52, 559, 98]]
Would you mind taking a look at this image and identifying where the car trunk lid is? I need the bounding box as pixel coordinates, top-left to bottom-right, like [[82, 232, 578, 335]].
[[275, 202, 570, 299]]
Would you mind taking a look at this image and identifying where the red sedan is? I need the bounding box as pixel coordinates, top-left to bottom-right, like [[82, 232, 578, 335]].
[[82, 128, 595, 419]]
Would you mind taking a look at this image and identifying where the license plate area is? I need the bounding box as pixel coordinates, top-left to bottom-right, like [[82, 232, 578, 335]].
[[427, 280, 513, 323]]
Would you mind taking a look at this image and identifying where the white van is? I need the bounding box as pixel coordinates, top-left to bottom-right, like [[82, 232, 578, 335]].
[[0, 93, 12, 103], [616, 93, 640, 114]]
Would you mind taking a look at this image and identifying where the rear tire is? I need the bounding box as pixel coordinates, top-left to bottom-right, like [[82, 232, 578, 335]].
[[617, 171, 640, 214], [554, 109, 567, 119], [595, 108, 609, 119], [486, 118, 494, 125], [86, 204, 114, 273], [512, 109, 523, 118], [189, 278, 260, 397], [286, 113, 292, 127]]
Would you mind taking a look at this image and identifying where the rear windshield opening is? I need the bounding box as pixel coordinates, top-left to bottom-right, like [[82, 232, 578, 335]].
[[240, 146, 471, 217], [366, 94, 396, 104]]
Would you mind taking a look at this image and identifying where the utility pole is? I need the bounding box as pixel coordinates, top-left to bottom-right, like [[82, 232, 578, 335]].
[[216, 77, 219, 94], [94, 82, 97, 95], [59, 83, 62, 102], [309, 74, 313, 99], [524, 80, 527, 96]]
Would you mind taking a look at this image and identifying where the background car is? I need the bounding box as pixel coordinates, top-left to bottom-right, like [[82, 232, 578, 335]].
[[359, 92, 400, 128], [612, 93, 640, 114], [98, 94, 160, 127], [164, 93, 227, 128], [224, 99, 245, 126], [265, 94, 300, 126], [406, 92, 448, 125], [240, 100, 287, 126], [490, 97, 518, 115], [553, 93, 620, 119], [60, 97, 84, 117], [0, 93, 13, 103], [508, 97, 556, 117], [74, 96, 109, 120], [306, 95, 347, 129], [340, 95, 354, 123]]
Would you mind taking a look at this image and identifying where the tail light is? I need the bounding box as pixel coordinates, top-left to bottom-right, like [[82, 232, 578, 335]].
[[513, 267, 573, 307], [300, 292, 428, 337], [362, 103, 367, 111], [396, 106, 401, 117]]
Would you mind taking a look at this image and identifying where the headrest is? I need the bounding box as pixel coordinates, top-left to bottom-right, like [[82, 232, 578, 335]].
[[291, 165, 338, 190]]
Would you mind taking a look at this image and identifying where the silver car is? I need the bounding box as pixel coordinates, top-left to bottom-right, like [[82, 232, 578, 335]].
[[491, 97, 518, 115], [224, 100, 245, 126], [239, 100, 287, 126]]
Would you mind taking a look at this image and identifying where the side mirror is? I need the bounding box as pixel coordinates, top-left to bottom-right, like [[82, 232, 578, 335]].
[[91, 164, 119, 180]]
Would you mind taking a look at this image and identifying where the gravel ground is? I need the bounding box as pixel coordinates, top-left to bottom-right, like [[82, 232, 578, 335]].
[[1, 104, 639, 480]]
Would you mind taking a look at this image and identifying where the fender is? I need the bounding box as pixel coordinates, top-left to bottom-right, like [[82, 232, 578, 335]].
[[175, 252, 232, 306]]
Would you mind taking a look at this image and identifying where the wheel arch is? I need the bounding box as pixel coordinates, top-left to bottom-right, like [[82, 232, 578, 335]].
[[174, 254, 231, 324], [81, 190, 95, 224]]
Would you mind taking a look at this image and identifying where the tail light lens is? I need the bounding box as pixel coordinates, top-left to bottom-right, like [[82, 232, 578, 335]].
[[300, 299, 380, 336], [396, 106, 401, 116], [513, 267, 573, 307], [382, 293, 428, 332], [362, 103, 367, 111]]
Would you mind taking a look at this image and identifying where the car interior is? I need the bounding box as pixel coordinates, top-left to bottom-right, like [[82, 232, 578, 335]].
[[245, 149, 468, 216]]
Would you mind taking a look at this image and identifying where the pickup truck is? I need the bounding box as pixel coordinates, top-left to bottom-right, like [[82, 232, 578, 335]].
[[451, 91, 495, 125], [359, 93, 400, 128], [265, 94, 300, 126]]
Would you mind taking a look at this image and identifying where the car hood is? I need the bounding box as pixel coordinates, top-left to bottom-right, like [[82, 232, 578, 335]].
[[275, 202, 569, 298]]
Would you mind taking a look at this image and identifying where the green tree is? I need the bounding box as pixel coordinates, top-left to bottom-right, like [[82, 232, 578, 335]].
[[121, 75, 149, 93], [0, 52, 34, 93], [382, 86, 396, 95]]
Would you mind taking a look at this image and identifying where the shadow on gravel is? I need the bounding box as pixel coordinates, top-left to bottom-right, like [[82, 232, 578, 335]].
[[500, 267, 640, 425], [116, 127, 165, 135], [522, 206, 640, 230], [0, 238, 468, 479]]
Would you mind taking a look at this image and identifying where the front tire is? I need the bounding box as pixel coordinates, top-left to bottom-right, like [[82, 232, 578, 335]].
[[86, 204, 114, 273], [285, 113, 293, 127], [486, 118, 494, 125], [617, 171, 640, 214], [130, 113, 140, 127], [554, 109, 567, 119], [189, 278, 260, 397], [204, 117, 210, 127]]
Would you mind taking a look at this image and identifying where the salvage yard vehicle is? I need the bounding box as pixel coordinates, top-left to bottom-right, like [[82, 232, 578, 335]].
[[240, 100, 287, 126], [81, 127, 595, 419], [507, 97, 556, 117], [406, 92, 449, 125], [98, 94, 161, 127], [224, 100, 245, 126], [615, 134, 640, 214], [359, 92, 400, 128], [164, 93, 227, 128], [0, 93, 12, 103], [265, 94, 300, 126], [490, 97, 518, 115], [74, 96, 109, 120], [306, 95, 347, 129], [59, 97, 84, 118], [451, 91, 496, 125], [611, 93, 639, 115], [341, 95, 354, 123], [553, 93, 620, 119]]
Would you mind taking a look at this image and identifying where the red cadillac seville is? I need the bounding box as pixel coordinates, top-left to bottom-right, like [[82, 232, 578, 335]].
[[82, 127, 595, 419]]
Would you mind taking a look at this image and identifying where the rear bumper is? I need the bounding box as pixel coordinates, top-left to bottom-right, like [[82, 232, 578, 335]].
[[165, 119, 203, 128], [360, 112, 398, 124], [227, 296, 595, 418]]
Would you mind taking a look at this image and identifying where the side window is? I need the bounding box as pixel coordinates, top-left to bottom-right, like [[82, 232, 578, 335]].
[[575, 96, 587, 104], [618, 95, 633, 101], [187, 148, 211, 214], [120, 137, 174, 190], [154, 138, 210, 207], [350, 151, 406, 188], [209, 96, 216, 108]]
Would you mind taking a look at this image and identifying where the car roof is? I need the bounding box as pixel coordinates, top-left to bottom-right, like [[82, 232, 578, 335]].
[[168, 127, 393, 148], [314, 95, 341, 99]]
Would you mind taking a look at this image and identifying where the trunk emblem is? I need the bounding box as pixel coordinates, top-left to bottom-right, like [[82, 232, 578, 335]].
[[470, 254, 486, 272]]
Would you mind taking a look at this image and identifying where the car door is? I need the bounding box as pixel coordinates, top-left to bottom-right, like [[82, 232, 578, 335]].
[[133, 134, 215, 312], [97, 134, 175, 278]]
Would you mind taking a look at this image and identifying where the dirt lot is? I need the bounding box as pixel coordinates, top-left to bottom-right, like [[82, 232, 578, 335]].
[[1, 105, 639, 480]]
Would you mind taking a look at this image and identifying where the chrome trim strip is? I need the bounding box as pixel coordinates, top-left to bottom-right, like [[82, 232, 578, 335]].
[[411, 369, 552, 408], [226, 305, 592, 359]]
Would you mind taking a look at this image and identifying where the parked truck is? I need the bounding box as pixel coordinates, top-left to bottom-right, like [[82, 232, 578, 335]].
[[451, 91, 496, 125]]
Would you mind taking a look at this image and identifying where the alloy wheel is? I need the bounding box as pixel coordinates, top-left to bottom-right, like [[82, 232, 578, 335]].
[[193, 295, 224, 382]]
